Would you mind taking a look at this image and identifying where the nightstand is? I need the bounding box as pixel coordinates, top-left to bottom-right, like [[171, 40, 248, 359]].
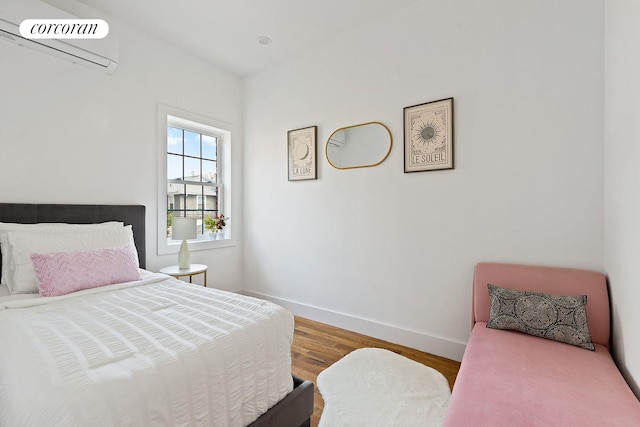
[[159, 264, 208, 287]]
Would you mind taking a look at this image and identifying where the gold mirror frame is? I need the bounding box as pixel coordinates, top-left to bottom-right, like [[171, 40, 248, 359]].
[[325, 122, 393, 170]]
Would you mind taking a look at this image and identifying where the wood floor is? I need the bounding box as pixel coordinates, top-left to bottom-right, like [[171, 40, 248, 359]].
[[290, 316, 461, 427]]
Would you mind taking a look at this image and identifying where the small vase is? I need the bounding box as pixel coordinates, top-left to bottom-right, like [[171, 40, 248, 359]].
[[208, 231, 224, 240]]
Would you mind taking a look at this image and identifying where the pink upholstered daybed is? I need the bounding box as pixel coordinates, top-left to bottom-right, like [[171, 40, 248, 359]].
[[442, 262, 640, 426]]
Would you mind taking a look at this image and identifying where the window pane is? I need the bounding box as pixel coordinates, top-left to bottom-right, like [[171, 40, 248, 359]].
[[202, 160, 217, 183], [167, 154, 183, 180], [204, 185, 218, 211], [166, 211, 172, 237], [167, 185, 185, 209], [184, 131, 200, 157], [167, 127, 182, 154], [185, 184, 203, 212], [202, 135, 216, 160], [193, 211, 204, 237], [184, 157, 200, 181]]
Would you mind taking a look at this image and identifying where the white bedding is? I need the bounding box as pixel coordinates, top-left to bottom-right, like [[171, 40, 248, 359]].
[[0, 272, 294, 427]]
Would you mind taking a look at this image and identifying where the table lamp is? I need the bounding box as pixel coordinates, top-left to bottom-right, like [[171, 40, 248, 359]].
[[172, 217, 197, 269]]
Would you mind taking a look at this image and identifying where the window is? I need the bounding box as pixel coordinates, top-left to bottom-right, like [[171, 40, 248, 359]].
[[158, 105, 233, 255], [166, 124, 221, 238]]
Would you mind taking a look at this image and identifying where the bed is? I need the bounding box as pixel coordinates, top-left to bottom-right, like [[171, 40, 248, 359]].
[[0, 203, 313, 427]]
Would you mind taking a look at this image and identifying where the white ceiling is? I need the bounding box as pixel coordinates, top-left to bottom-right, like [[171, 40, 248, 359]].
[[75, 0, 418, 77]]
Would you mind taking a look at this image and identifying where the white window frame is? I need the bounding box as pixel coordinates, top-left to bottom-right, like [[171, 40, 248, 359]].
[[157, 104, 234, 255]]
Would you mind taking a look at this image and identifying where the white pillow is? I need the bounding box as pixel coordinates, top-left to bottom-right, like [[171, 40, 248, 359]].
[[5, 225, 134, 294], [0, 222, 123, 286]]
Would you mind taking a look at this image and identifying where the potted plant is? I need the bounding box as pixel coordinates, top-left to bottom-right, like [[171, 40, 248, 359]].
[[204, 213, 228, 239]]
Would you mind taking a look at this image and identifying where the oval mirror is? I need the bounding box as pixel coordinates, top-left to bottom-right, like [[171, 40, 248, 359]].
[[326, 122, 392, 169]]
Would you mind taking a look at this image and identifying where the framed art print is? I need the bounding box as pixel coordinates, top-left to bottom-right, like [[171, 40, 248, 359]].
[[403, 97, 454, 173], [288, 125, 317, 181]]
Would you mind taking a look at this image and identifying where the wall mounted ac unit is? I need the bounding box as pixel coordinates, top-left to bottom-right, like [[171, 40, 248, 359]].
[[0, 0, 118, 74]]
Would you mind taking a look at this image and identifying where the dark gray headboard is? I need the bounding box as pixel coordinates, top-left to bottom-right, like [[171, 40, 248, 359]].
[[0, 204, 146, 272]]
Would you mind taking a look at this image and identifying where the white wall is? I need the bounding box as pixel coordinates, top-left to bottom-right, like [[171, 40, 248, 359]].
[[0, 1, 244, 290], [243, 0, 604, 360], [604, 0, 640, 398]]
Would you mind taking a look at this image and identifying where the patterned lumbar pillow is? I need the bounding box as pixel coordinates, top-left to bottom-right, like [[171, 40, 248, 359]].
[[31, 245, 141, 297], [486, 284, 595, 350]]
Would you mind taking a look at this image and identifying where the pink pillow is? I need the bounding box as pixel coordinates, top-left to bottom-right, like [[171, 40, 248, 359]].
[[31, 245, 141, 297]]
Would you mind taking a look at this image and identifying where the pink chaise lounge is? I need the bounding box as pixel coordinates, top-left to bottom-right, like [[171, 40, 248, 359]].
[[442, 262, 640, 426]]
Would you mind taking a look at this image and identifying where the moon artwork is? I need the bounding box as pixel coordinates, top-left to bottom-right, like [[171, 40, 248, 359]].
[[288, 126, 317, 181]]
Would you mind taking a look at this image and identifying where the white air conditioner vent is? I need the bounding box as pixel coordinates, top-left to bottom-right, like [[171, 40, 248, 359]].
[[0, 0, 118, 74]]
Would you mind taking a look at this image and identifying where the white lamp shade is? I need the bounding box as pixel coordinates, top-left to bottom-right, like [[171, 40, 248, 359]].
[[172, 217, 197, 240]]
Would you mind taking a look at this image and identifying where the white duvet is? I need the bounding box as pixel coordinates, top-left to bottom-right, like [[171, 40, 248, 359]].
[[0, 273, 294, 427]]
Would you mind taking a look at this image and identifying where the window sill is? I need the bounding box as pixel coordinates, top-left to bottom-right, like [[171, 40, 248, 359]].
[[158, 236, 235, 255]]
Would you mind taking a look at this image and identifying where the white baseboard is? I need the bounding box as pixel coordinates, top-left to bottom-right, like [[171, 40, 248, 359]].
[[240, 290, 466, 362]]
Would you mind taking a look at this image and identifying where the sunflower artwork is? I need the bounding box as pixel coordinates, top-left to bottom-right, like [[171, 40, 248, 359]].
[[403, 98, 454, 172]]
